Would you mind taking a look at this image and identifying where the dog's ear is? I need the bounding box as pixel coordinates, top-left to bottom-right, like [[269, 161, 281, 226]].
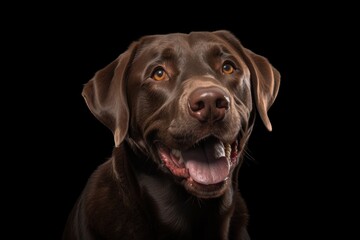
[[242, 47, 280, 131], [82, 42, 137, 147], [214, 30, 280, 131]]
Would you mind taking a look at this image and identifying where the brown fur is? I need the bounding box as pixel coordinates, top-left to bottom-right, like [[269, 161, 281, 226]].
[[63, 30, 280, 240]]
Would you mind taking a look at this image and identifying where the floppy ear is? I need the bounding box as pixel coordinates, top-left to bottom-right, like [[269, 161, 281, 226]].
[[214, 30, 281, 131], [82, 42, 137, 147]]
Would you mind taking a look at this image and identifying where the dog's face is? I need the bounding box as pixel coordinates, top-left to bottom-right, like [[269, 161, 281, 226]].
[[82, 30, 280, 199]]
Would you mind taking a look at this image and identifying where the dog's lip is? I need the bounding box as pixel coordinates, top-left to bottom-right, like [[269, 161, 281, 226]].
[[156, 143, 190, 179], [183, 178, 229, 199], [155, 137, 239, 186]]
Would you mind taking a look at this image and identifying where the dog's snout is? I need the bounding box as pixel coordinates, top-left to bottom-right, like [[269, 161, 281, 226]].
[[188, 87, 230, 123]]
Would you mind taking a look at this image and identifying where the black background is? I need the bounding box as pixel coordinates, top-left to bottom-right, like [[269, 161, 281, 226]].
[[8, 3, 352, 240]]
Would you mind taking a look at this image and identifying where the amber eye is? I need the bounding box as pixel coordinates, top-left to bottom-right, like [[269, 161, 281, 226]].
[[222, 62, 235, 74], [152, 67, 168, 81]]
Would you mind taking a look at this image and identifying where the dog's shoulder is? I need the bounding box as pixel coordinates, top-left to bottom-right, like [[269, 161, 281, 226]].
[[83, 159, 133, 215], [77, 159, 152, 238]]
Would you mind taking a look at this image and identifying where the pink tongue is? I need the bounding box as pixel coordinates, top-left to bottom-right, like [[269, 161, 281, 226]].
[[182, 138, 230, 185]]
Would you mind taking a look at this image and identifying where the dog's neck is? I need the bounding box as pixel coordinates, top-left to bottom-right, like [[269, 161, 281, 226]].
[[112, 141, 248, 239]]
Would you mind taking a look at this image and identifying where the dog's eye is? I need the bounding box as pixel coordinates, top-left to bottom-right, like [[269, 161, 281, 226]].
[[152, 67, 169, 81], [222, 62, 235, 75]]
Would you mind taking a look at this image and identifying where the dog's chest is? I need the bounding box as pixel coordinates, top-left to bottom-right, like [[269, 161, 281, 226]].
[[137, 173, 232, 239]]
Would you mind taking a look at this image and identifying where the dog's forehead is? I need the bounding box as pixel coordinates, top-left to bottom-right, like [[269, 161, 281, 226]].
[[136, 32, 229, 55], [141, 31, 222, 43]]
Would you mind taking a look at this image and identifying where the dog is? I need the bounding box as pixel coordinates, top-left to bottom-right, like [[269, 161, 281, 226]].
[[63, 30, 280, 240]]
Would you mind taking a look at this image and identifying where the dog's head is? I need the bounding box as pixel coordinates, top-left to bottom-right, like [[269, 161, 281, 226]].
[[83, 30, 280, 198]]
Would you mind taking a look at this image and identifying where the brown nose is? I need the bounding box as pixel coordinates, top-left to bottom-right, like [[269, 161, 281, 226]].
[[188, 87, 230, 123]]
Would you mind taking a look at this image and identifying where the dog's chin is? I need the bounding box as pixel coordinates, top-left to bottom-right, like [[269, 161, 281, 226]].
[[156, 136, 240, 199], [183, 177, 230, 199]]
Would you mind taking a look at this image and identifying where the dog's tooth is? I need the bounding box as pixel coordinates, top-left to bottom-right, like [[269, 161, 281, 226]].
[[171, 149, 184, 165], [171, 149, 181, 158], [169, 148, 184, 167], [178, 154, 184, 164], [225, 143, 231, 159], [226, 143, 231, 153], [214, 141, 225, 158]]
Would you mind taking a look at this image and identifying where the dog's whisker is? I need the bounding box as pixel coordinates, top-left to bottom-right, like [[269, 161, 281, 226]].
[[196, 197, 204, 208]]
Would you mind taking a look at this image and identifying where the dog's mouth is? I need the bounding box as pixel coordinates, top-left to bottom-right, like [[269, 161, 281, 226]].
[[156, 136, 239, 198]]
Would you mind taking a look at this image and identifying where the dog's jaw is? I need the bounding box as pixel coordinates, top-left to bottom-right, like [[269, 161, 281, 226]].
[[156, 137, 239, 198]]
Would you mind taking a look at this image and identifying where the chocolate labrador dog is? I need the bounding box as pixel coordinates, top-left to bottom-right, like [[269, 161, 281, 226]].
[[63, 30, 280, 240]]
